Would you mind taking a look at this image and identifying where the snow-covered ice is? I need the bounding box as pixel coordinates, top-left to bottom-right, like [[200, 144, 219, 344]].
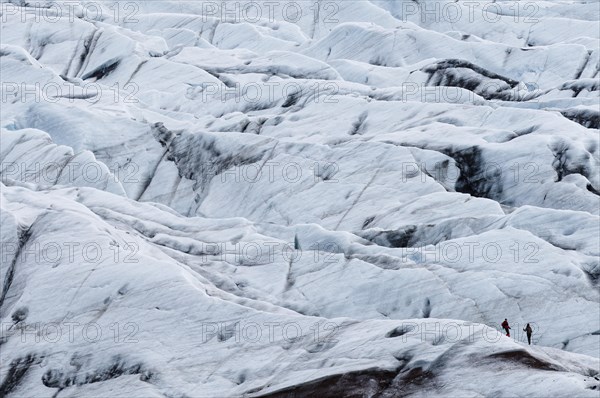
[[0, 0, 598, 396]]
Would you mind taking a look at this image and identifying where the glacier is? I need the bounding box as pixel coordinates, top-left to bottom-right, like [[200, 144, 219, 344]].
[[0, 0, 599, 397]]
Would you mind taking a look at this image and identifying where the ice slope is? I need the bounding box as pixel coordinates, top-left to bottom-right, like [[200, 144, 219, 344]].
[[0, 0, 599, 396], [1, 184, 599, 397]]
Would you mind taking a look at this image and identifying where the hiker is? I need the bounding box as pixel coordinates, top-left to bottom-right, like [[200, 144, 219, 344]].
[[501, 319, 511, 337], [523, 323, 533, 345]]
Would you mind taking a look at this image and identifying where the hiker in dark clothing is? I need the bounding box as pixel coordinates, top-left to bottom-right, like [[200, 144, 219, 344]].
[[501, 319, 511, 337], [523, 323, 533, 345]]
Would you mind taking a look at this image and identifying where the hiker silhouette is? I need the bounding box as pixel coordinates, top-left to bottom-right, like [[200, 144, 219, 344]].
[[501, 319, 511, 337], [523, 323, 533, 345]]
